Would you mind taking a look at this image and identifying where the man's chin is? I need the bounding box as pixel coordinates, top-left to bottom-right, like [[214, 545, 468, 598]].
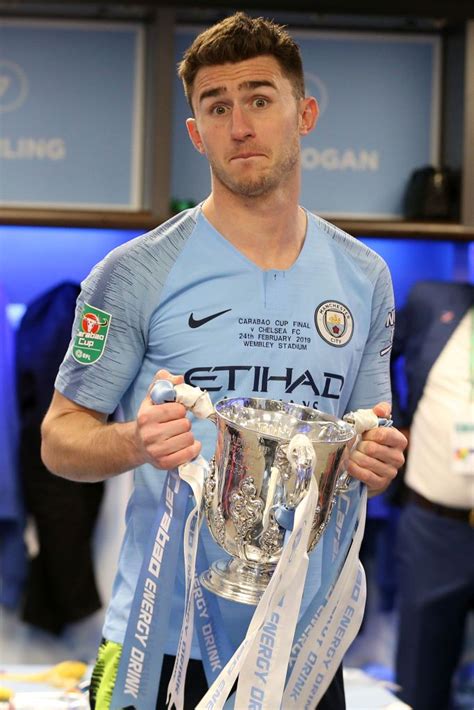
[[225, 176, 276, 198], [237, 183, 272, 198]]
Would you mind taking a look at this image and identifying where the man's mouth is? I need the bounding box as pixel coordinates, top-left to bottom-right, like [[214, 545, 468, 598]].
[[230, 152, 266, 161]]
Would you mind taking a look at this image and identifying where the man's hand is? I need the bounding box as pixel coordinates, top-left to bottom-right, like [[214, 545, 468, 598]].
[[135, 369, 202, 470], [346, 401, 407, 496]]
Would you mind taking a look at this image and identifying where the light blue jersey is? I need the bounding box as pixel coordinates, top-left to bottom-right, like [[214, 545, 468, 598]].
[[56, 205, 394, 656]]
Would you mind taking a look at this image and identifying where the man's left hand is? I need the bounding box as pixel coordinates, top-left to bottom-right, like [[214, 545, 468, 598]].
[[347, 401, 407, 496]]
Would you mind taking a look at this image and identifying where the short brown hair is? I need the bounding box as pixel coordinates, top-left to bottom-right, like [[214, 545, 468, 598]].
[[178, 12, 305, 109]]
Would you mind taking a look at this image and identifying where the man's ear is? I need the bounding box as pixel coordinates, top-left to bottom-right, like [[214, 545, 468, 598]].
[[186, 118, 206, 154], [299, 97, 319, 136]]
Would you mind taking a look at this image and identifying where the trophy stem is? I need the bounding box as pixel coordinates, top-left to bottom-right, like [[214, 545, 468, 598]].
[[200, 558, 275, 605]]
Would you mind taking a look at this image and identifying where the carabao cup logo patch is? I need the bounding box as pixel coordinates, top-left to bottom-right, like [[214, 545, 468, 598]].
[[72, 304, 112, 364], [315, 300, 353, 347]]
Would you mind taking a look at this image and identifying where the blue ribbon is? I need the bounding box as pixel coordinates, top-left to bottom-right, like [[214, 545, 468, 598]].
[[194, 541, 235, 685], [111, 468, 190, 710]]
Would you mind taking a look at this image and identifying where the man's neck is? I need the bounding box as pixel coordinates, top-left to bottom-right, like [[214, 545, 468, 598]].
[[202, 187, 307, 270]]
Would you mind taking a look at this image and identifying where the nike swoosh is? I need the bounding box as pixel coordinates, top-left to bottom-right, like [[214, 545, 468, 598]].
[[188, 308, 232, 329]]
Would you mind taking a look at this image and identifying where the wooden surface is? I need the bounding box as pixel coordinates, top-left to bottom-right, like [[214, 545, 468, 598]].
[[1, 207, 473, 241]]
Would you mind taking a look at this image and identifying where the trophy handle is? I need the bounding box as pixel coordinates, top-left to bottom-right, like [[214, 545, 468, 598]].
[[150, 379, 216, 423], [149, 379, 177, 405], [337, 410, 394, 492], [271, 434, 317, 533]]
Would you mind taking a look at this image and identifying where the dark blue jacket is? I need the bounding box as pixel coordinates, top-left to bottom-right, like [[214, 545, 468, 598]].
[[16, 282, 104, 633], [391, 280, 474, 428], [0, 285, 27, 609]]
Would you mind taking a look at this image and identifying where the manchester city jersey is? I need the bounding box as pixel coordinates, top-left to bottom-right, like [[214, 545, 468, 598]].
[[56, 205, 394, 656]]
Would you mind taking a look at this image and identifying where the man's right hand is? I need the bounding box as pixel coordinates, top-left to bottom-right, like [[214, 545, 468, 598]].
[[135, 369, 202, 470]]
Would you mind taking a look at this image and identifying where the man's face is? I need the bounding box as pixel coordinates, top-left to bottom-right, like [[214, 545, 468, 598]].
[[186, 56, 316, 199]]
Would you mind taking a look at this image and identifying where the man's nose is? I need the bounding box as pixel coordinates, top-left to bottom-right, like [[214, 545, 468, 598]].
[[230, 105, 255, 140]]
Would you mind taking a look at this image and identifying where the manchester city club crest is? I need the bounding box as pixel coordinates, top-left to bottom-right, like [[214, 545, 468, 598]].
[[315, 300, 354, 347]]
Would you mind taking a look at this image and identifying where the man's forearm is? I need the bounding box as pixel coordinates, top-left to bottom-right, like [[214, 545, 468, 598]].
[[41, 411, 144, 482]]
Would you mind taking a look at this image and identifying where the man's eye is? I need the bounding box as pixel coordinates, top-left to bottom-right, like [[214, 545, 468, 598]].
[[253, 97, 268, 108], [212, 105, 227, 115]]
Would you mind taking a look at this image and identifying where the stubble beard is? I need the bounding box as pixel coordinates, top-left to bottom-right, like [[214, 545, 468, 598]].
[[210, 136, 300, 199]]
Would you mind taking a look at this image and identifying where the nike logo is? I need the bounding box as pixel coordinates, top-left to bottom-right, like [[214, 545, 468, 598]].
[[188, 308, 232, 329]]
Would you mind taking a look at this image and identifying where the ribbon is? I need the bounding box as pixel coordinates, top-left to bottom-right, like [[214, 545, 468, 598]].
[[166, 460, 204, 710], [282, 487, 367, 707], [112, 385, 379, 709], [167, 457, 233, 708], [110, 468, 189, 710], [194, 541, 235, 684], [290, 482, 362, 672], [195, 471, 319, 710]]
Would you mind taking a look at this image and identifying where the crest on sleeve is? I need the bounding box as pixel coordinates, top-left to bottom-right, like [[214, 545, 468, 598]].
[[315, 300, 353, 347], [72, 304, 112, 365]]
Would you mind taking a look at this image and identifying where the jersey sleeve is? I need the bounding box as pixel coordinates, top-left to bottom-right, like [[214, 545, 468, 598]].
[[345, 259, 395, 413], [55, 244, 149, 414]]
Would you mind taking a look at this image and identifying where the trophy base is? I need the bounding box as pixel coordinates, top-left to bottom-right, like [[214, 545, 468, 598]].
[[200, 558, 275, 605]]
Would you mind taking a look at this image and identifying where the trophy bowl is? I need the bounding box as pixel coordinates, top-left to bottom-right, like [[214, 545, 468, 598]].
[[200, 397, 357, 604]]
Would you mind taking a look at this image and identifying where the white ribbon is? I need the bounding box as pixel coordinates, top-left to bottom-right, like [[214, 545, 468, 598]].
[[282, 488, 368, 708], [167, 456, 207, 710], [349, 408, 380, 435], [196, 466, 319, 710], [174, 383, 215, 420], [286, 433, 317, 472], [234, 557, 309, 709], [233, 434, 316, 709]]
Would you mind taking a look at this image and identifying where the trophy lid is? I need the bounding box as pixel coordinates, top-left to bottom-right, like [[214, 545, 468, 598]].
[[214, 397, 355, 443]]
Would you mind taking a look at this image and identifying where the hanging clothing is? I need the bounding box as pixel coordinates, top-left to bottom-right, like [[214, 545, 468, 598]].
[[0, 283, 27, 609], [16, 282, 104, 634]]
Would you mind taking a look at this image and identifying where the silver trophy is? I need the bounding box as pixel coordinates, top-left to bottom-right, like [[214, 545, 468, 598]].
[[200, 397, 357, 605]]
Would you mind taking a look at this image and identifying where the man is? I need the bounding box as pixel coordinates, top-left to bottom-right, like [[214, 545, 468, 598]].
[[391, 280, 474, 710], [41, 12, 406, 709]]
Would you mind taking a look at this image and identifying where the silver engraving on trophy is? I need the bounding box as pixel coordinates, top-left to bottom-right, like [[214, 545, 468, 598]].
[[229, 476, 264, 546], [200, 397, 357, 604]]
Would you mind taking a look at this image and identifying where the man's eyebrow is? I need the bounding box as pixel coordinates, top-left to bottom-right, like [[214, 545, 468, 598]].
[[198, 79, 277, 105], [198, 86, 226, 104], [240, 80, 277, 91]]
